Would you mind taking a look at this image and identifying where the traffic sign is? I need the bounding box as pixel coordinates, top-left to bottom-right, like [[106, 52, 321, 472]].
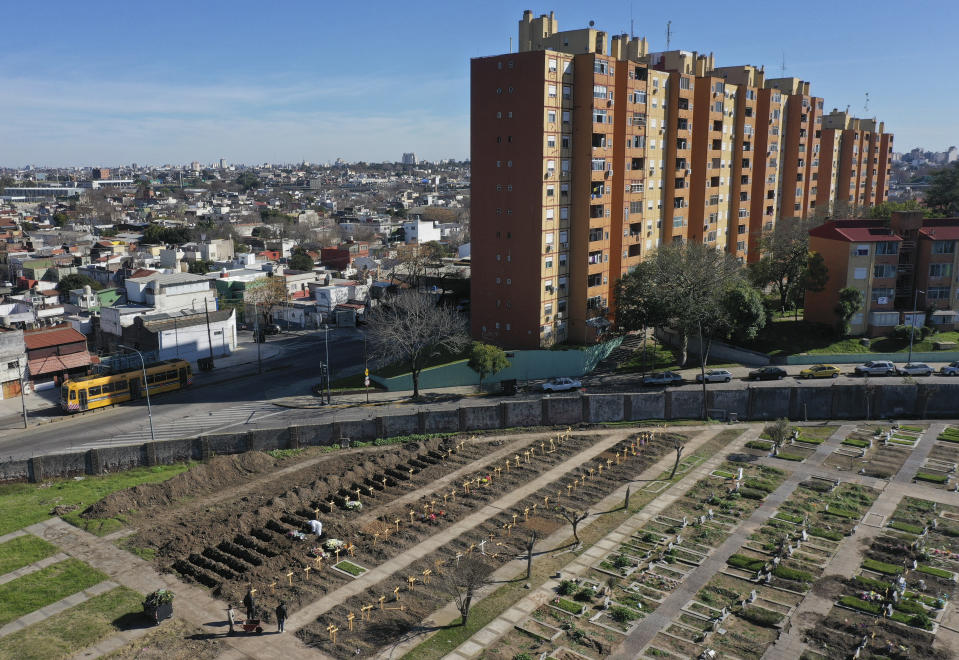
[[364, 368, 369, 376], [364, 377, 370, 387]]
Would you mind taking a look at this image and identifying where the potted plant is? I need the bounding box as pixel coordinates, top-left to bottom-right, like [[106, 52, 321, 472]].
[[144, 589, 174, 624]]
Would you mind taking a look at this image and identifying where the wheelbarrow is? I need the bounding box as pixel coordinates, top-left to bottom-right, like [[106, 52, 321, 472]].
[[234, 619, 264, 634]]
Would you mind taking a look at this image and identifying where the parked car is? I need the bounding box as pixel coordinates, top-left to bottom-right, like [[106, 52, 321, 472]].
[[898, 363, 933, 376], [799, 364, 841, 379], [748, 366, 787, 381], [542, 377, 582, 392], [642, 371, 684, 386], [940, 361, 959, 376], [854, 360, 897, 376], [695, 369, 733, 383]]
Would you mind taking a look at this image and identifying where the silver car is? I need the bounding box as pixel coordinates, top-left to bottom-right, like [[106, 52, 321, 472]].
[[695, 369, 733, 383], [898, 363, 933, 376], [854, 360, 896, 376], [941, 361, 959, 376]]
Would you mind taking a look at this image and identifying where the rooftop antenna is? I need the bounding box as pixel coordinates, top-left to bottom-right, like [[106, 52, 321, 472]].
[[780, 51, 786, 76], [630, 2, 634, 39], [666, 20, 672, 50], [509, 35, 512, 53], [863, 92, 870, 114]]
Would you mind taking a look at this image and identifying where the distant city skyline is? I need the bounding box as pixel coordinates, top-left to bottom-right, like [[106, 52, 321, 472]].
[[2, 0, 955, 166]]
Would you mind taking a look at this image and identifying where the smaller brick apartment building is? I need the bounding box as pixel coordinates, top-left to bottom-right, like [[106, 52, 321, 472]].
[[805, 211, 959, 336]]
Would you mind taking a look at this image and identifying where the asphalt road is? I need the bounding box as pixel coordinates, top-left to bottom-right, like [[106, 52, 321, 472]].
[[0, 327, 369, 462]]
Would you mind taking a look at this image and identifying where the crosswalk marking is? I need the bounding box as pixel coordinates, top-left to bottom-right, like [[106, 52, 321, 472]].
[[75, 401, 291, 449]]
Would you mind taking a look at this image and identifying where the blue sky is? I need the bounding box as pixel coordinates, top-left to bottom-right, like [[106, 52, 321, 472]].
[[2, 0, 955, 167]]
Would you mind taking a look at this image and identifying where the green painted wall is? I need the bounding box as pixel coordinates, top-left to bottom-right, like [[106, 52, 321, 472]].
[[371, 337, 623, 391], [785, 352, 959, 365]]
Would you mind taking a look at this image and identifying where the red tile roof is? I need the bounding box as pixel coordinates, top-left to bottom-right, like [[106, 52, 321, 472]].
[[809, 221, 901, 243], [23, 327, 88, 350], [919, 226, 959, 240], [28, 351, 95, 376]]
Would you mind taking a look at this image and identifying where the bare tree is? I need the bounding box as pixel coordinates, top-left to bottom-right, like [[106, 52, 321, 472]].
[[524, 531, 538, 580], [438, 556, 493, 626], [244, 276, 289, 324], [669, 436, 686, 479], [557, 507, 590, 545], [366, 291, 469, 398]]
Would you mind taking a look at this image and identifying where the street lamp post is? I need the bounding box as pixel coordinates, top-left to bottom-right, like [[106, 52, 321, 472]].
[[252, 301, 262, 375], [323, 324, 332, 405], [907, 287, 925, 365], [15, 359, 27, 429], [119, 345, 156, 443]]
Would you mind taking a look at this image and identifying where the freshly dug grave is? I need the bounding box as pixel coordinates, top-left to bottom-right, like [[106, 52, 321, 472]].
[[81, 452, 279, 519]]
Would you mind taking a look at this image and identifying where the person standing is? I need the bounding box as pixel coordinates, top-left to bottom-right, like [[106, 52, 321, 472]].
[[275, 601, 287, 633], [227, 604, 236, 634], [243, 587, 257, 621]]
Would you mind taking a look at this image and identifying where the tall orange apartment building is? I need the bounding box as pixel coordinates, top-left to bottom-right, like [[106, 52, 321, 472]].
[[471, 10, 893, 348]]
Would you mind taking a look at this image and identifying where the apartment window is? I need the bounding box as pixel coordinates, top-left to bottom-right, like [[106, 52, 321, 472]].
[[547, 110, 556, 123], [594, 109, 608, 123], [594, 60, 608, 75], [633, 90, 646, 104], [673, 216, 686, 227], [738, 208, 749, 218], [928, 287, 951, 300], [546, 184, 555, 197], [854, 245, 870, 257], [561, 135, 570, 149], [679, 77, 691, 90], [930, 263, 953, 278], [933, 240, 956, 254], [593, 85, 607, 98], [548, 85, 557, 98], [875, 242, 898, 255], [871, 287, 894, 302], [549, 58, 557, 72], [562, 110, 570, 123], [547, 134, 556, 148], [545, 208, 555, 220], [873, 264, 896, 279]]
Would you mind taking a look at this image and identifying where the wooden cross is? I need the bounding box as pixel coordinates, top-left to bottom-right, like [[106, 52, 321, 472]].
[[514, 454, 521, 466], [314, 507, 320, 519], [524, 507, 530, 521], [423, 503, 430, 514], [409, 509, 416, 523], [463, 480, 470, 494], [532, 503, 538, 515], [495, 466, 502, 478], [382, 525, 391, 539], [549, 438, 556, 450], [355, 488, 362, 500], [347, 611, 355, 632], [422, 568, 432, 584], [313, 555, 323, 569], [335, 548, 342, 562], [368, 485, 375, 496], [488, 532, 496, 543], [286, 571, 294, 585], [541, 441, 546, 453], [382, 477, 388, 488], [455, 551, 464, 564], [451, 488, 457, 501], [443, 492, 449, 503], [347, 543, 356, 557], [378, 595, 386, 609], [447, 448, 453, 458], [565, 426, 571, 440], [467, 543, 476, 555], [430, 500, 437, 512], [361, 604, 373, 620], [373, 532, 380, 546], [505, 460, 511, 472], [597, 464, 603, 475], [574, 478, 579, 488], [567, 484, 573, 495], [607, 458, 613, 469], [328, 498, 336, 512], [392, 586, 401, 601], [530, 446, 535, 457], [544, 496, 550, 508], [512, 513, 518, 525], [588, 467, 595, 478], [249, 587, 256, 596], [394, 518, 401, 532], [434, 559, 445, 574], [524, 450, 531, 463], [304, 565, 312, 579], [615, 452, 621, 464], [408, 468, 414, 480], [407, 575, 416, 591], [507, 523, 513, 537], [269, 581, 277, 594], [327, 624, 338, 643]]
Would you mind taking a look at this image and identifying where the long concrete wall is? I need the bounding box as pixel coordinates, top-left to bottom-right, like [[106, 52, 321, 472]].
[[4, 383, 958, 482]]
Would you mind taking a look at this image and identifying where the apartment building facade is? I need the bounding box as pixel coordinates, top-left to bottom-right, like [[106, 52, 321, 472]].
[[471, 10, 894, 348], [805, 212, 959, 336]]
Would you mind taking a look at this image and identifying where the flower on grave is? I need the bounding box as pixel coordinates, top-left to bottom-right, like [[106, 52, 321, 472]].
[[345, 500, 363, 511], [324, 538, 345, 551]]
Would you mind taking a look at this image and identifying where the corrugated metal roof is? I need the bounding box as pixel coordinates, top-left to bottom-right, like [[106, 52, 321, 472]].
[[29, 351, 95, 376], [23, 327, 87, 350]]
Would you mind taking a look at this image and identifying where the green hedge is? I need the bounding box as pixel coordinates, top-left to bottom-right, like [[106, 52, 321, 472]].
[[894, 599, 926, 616], [854, 574, 891, 591], [915, 472, 948, 484], [840, 595, 882, 615], [740, 487, 767, 501], [842, 437, 870, 448], [738, 606, 784, 628], [745, 441, 773, 451], [889, 521, 924, 535], [773, 565, 813, 583], [862, 558, 904, 575], [776, 452, 806, 462], [796, 435, 826, 445], [938, 433, 959, 444], [727, 554, 766, 572], [917, 565, 953, 579], [555, 598, 583, 615], [775, 511, 804, 524], [824, 506, 859, 519], [809, 527, 843, 541]]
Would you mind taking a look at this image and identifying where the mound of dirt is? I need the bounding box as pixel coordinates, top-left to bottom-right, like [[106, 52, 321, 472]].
[[82, 452, 277, 520], [810, 574, 846, 599]]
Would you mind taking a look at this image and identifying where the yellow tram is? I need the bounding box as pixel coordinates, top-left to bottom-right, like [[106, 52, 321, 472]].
[[60, 359, 192, 413]]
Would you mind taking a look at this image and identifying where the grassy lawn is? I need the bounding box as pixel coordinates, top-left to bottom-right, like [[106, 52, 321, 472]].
[[400, 428, 743, 660], [0, 586, 142, 660], [375, 345, 471, 379], [0, 559, 108, 625], [0, 535, 59, 575], [0, 463, 193, 537], [616, 341, 738, 372], [747, 318, 959, 357]]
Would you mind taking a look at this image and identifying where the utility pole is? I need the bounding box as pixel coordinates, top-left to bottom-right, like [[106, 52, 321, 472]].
[[119, 345, 156, 443], [204, 298, 215, 368], [907, 287, 924, 365], [364, 333, 370, 404], [324, 324, 332, 404], [253, 301, 262, 375], [16, 360, 27, 429]]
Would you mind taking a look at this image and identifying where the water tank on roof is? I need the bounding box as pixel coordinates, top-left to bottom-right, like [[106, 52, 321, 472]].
[[83, 285, 92, 295]]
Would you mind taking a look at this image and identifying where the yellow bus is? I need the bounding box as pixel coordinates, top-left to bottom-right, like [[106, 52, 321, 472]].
[[60, 359, 192, 413]]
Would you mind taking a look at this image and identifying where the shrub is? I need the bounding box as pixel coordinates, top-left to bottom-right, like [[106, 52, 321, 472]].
[[745, 441, 773, 451], [909, 612, 932, 630], [938, 434, 959, 444], [796, 434, 825, 445], [840, 595, 882, 615], [894, 599, 926, 616], [609, 606, 639, 623], [613, 554, 633, 569], [915, 472, 948, 484], [940, 526, 959, 538], [842, 437, 870, 448], [775, 511, 803, 524], [776, 452, 805, 462], [809, 527, 842, 541], [514, 655, 533, 660], [740, 487, 766, 501], [917, 565, 953, 579], [738, 606, 784, 628], [727, 554, 765, 572], [889, 521, 924, 535], [892, 324, 930, 341], [555, 597, 583, 615], [773, 566, 813, 583], [574, 587, 594, 603], [744, 478, 777, 493], [862, 558, 904, 575], [853, 574, 891, 591], [557, 580, 578, 596], [824, 506, 859, 519]]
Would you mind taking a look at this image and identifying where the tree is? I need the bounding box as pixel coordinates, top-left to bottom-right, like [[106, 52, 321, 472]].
[[288, 250, 315, 272], [834, 287, 863, 337], [795, 252, 829, 319], [557, 507, 589, 545], [244, 276, 289, 324], [722, 283, 766, 344], [439, 556, 492, 626], [467, 342, 510, 389], [868, 200, 940, 219], [764, 418, 791, 453], [188, 260, 214, 275], [366, 291, 470, 398], [524, 531, 538, 580], [669, 437, 685, 479], [52, 212, 69, 227], [924, 162, 959, 217], [141, 223, 193, 245], [235, 172, 259, 192], [55, 273, 102, 294], [749, 219, 818, 314]]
